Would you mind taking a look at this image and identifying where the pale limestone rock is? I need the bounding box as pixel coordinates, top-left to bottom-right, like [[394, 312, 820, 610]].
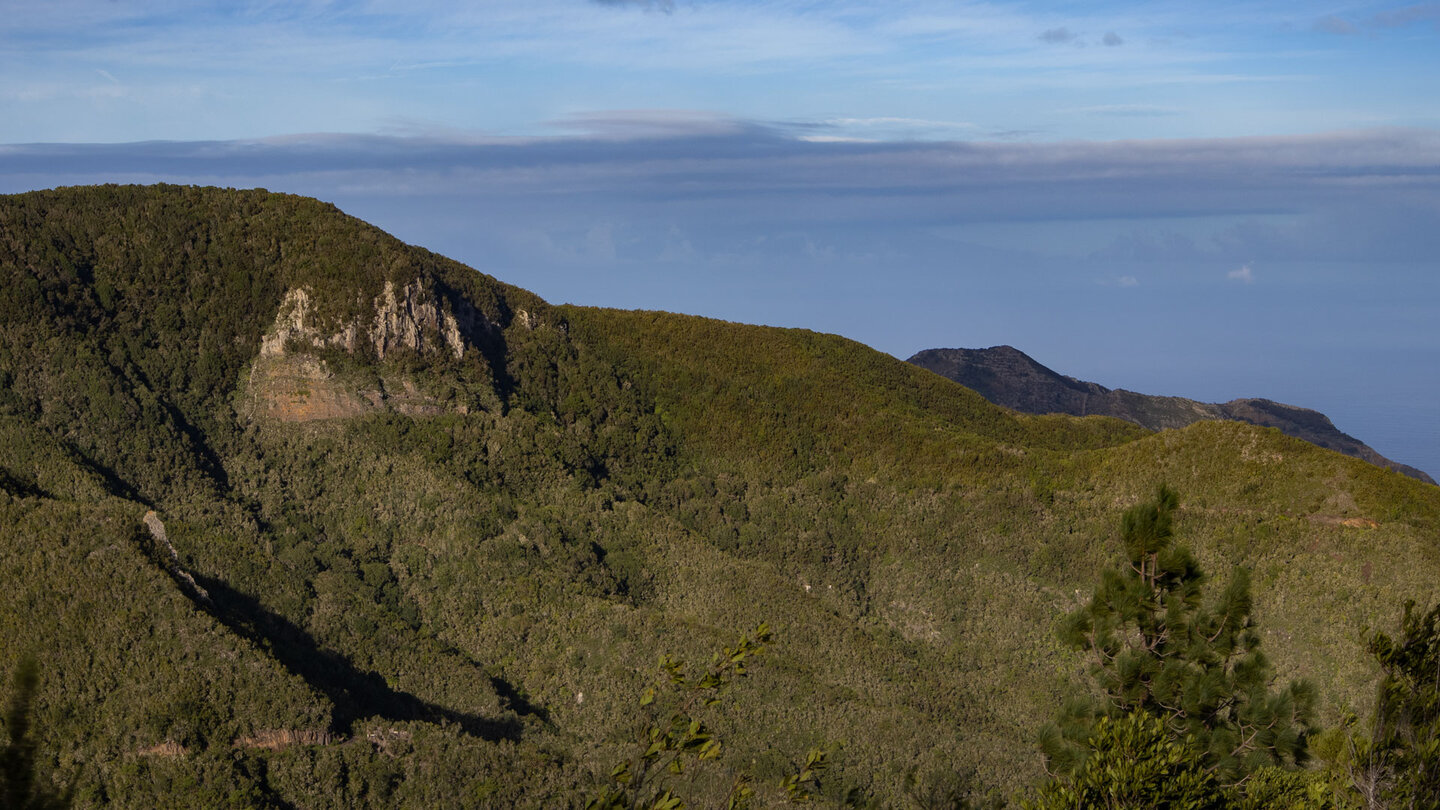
[[248, 278, 500, 422], [264, 280, 483, 361]]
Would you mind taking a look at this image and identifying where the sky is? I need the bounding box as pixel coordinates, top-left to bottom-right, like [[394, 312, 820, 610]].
[[2, 0, 1438, 478]]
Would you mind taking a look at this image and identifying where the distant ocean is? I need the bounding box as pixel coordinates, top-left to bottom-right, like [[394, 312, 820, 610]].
[[1327, 400, 1440, 483]]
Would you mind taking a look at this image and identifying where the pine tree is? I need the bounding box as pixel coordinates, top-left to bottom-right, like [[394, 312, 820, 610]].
[[1041, 485, 1316, 785], [1026, 711, 1225, 810], [1366, 599, 1440, 808]]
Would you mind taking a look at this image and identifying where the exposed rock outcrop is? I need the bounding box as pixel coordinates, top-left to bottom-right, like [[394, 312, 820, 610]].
[[248, 278, 497, 422], [371, 279, 467, 361], [247, 353, 376, 422], [143, 510, 210, 603], [261, 279, 495, 361]]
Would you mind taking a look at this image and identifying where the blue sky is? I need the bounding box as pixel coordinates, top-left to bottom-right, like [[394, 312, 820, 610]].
[[4, 1, 1440, 143], [2, 1, 1439, 478]]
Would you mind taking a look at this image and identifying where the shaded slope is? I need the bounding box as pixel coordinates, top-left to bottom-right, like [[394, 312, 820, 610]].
[[909, 345, 1434, 484]]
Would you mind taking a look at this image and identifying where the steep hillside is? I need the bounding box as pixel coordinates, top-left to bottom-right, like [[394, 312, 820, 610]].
[[3, 186, 1439, 808], [909, 345, 1435, 484]]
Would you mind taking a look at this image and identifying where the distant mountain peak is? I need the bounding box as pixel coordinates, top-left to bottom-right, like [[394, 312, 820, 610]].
[[908, 346, 1435, 485]]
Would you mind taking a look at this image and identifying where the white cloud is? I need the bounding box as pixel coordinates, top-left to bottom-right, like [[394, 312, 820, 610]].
[[546, 109, 749, 138], [811, 116, 979, 142], [1228, 264, 1254, 283]]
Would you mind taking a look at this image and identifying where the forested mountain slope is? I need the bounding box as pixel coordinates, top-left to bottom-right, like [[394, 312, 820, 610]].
[[2, 185, 1438, 808]]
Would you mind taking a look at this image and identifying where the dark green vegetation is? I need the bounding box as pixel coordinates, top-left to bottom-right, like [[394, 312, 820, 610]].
[[585, 623, 830, 810], [1030, 488, 1323, 809], [1026, 576, 1440, 810], [1044, 487, 1315, 784], [1350, 600, 1440, 808], [1028, 712, 1226, 810], [907, 346, 1435, 484], [3, 657, 71, 809], [2, 185, 1440, 807]]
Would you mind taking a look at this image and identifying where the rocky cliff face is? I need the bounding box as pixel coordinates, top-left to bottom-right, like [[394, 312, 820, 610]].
[[248, 279, 501, 422], [261, 279, 497, 361], [909, 346, 1435, 485]]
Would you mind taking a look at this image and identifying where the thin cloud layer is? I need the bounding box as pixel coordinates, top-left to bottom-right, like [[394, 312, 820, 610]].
[[1313, 15, 1359, 35], [1313, 3, 1440, 34], [3, 1, 1438, 143], [593, 0, 676, 10], [1372, 3, 1440, 28], [2, 122, 1437, 477], [3, 124, 1436, 261]]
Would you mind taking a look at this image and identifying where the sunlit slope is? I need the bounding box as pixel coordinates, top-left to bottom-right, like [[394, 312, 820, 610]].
[[2, 185, 1438, 807], [563, 303, 1440, 780], [565, 308, 1147, 475]]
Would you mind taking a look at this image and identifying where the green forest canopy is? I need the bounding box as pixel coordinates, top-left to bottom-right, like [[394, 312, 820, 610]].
[[1, 185, 1438, 807]]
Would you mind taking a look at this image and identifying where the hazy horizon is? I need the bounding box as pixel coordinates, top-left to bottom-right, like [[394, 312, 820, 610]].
[[3, 0, 1436, 478]]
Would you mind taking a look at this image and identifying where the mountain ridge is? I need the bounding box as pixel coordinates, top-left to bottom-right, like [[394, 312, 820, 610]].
[[4, 185, 1440, 807], [908, 345, 1435, 485]]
